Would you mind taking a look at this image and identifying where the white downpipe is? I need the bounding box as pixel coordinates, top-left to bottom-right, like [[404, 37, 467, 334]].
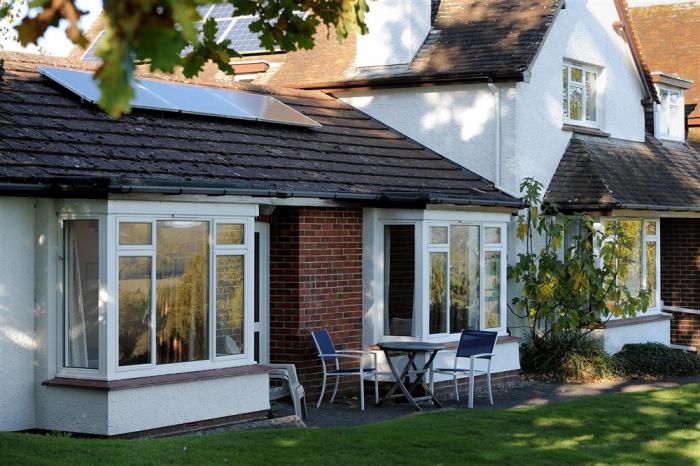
[[488, 83, 501, 187]]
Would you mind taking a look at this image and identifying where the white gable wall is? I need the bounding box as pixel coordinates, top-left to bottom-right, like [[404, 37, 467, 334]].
[[341, 1, 649, 196], [0, 197, 36, 431], [341, 83, 516, 187], [514, 0, 648, 191]]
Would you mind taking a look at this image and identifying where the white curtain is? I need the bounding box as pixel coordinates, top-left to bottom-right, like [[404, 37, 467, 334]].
[[67, 226, 88, 368]]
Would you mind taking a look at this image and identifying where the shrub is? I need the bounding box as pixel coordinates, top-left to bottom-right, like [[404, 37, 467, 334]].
[[521, 332, 621, 383], [615, 343, 700, 378]]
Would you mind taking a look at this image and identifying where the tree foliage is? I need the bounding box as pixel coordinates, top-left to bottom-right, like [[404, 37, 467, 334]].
[[3, 0, 369, 116], [508, 178, 649, 344]]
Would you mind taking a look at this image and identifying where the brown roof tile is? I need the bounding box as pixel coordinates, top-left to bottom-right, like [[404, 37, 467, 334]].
[[629, 2, 700, 119], [545, 133, 700, 211], [268, 0, 561, 88], [0, 53, 519, 207]]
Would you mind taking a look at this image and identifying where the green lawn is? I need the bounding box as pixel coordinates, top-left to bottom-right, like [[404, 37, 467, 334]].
[[2, 384, 699, 465]]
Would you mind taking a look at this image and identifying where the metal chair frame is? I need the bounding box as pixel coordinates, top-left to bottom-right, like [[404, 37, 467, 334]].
[[429, 330, 498, 408], [311, 330, 379, 411]]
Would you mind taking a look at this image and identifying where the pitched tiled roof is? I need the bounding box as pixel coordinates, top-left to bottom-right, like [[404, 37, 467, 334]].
[[268, 0, 562, 88], [629, 2, 700, 119], [0, 53, 520, 207], [545, 134, 700, 212]]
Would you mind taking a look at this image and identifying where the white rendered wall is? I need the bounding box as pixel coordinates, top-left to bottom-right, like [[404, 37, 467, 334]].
[[37, 373, 270, 436], [342, 83, 516, 186], [514, 0, 648, 192], [0, 197, 37, 431], [594, 320, 671, 355], [343, 0, 648, 196], [355, 0, 431, 68]]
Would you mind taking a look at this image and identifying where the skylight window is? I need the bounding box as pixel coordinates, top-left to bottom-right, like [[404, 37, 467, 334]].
[[38, 66, 321, 128]]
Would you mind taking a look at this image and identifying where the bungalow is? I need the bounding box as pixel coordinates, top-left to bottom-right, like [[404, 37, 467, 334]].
[[262, 0, 700, 353], [0, 53, 521, 436]]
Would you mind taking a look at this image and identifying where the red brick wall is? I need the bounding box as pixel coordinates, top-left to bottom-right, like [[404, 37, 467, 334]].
[[661, 219, 700, 310], [661, 218, 700, 349], [670, 312, 700, 350], [267, 206, 364, 396]]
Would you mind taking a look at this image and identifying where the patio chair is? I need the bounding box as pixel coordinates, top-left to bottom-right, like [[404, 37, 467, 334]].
[[311, 329, 379, 411], [429, 330, 498, 408], [269, 363, 307, 421]]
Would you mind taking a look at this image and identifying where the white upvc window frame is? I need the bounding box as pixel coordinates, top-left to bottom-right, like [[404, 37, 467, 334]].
[[655, 84, 685, 142], [57, 209, 109, 379], [425, 222, 508, 339], [563, 60, 601, 128], [370, 209, 510, 346], [56, 200, 258, 381], [599, 217, 661, 316]]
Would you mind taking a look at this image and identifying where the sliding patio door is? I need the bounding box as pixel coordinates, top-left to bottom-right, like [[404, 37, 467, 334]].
[[253, 222, 269, 364]]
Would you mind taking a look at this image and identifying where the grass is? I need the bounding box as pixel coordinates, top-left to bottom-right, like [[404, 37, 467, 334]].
[[1, 384, 699, 465]]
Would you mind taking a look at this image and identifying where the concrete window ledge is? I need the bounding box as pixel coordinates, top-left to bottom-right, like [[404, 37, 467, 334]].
[[599, 313, 672, 329], [43, 364, 275, 391], [562, 123, 611, 137]]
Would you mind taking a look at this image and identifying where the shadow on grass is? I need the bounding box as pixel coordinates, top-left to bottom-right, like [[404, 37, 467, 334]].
[[1, 384, 698, 465]]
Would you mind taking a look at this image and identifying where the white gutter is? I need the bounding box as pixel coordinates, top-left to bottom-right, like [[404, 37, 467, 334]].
[[488, 83, 501, 187]]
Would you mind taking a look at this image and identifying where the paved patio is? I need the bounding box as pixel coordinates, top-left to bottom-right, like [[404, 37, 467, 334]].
[[288, 375, 700, 428]]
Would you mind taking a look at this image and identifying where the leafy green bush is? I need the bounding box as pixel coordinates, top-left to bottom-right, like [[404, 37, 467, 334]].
[[615, 343, 700, 378], [521, 332, 622, 383]]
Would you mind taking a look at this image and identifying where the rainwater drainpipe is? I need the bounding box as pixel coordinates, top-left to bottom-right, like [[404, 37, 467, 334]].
[[487, 82, 501, 188]]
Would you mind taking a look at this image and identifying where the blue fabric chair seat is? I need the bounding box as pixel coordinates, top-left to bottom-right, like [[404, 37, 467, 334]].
[[311, 329, 379, 411]]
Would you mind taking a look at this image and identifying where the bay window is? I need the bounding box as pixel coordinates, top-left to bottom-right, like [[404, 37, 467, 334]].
[[563, 61, 599, 126], [58, 201, 256, 379], [428, 224, 505, 336], [380, 214, 508, 340], [603, 218, 660, 311]]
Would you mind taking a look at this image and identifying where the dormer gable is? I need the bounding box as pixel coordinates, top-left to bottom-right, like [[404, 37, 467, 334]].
[[651, 72, 693, 142]]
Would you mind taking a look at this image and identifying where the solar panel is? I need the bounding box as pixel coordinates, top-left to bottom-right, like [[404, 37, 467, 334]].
[[223, 17, 268, 53], [81, 3, 304, 62], [38, 66, 321, 128], [81, 30, 104, 62]]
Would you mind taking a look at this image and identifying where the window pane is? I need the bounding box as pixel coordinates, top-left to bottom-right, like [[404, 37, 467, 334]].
[[571, 67, 583, 82], [119, 256, 152, 366], [618, 220, 643, 298], [646, 241, 657, 308], [217, 224, 244, 245], [645, 221, 657, 236], [485, 227, 501, 244], [384, 225, 415, 336], [562, 66, 569, 118], [484, 251, 501, 329], [429, 226, 448, 244], [64, 220, 100, 369], [429, 252, 448, 334], [119, 222, 152, 245], [585, 71, 596, 121], [450, 225, 480, 332], [569, 86, 583, 121], [156, 221, 209, 364], [216, 255, 245, 356]]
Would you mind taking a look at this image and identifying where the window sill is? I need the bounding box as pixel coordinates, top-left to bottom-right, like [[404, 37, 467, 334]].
[[562, 124, 610, 137], [43, 364, 275, 391], [596, 313, 672, 329]]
